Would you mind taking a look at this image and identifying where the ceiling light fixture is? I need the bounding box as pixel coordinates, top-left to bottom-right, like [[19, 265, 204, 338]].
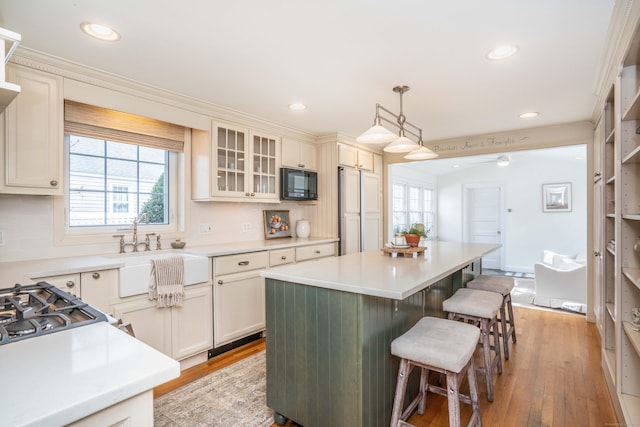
[[356, 85, 437, 160], [288, 103, 307, 111], [519, 111, 539, 119], [487, 44, 518, 60], [80, 22, 121, 42], [497, 155, 510, 167]]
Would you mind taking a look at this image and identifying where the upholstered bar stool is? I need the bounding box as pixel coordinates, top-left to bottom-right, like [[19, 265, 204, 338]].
[[443, 288, 503, 402], [390, 316, 482, 427], [466, 275, 517, 359]]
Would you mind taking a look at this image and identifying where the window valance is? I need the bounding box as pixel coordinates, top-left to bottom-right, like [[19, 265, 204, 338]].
[[64, 100, 185, 152]]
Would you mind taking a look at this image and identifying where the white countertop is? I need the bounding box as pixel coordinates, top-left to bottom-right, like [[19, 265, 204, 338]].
[[0, 237, 339, 284], [1, 322, 179, 427], [261, 241, 500, 300]]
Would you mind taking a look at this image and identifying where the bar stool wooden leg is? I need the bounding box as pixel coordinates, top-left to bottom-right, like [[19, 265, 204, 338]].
[[446, 370, 461, 427], [480, 318, 494, 402], [506, 293, 517, 344], [467, 358, 482, 427], [499, 302, 510, 359], [390, 359, 411, 426]]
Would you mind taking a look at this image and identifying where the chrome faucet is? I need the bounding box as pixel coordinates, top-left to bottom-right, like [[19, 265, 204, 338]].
[[131, 213, 150, 252], [113, 213, 151, 253]]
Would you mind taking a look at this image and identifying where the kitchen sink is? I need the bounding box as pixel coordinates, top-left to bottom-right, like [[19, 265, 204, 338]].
[[108, 252, 209, 298]]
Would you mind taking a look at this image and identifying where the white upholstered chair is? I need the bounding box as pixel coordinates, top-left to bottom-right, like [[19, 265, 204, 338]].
[[533, 250, 586, 312]]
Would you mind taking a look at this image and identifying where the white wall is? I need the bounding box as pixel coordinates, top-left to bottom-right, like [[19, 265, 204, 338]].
[[0, 195, 311, 262], [435, 148, 587, 272]]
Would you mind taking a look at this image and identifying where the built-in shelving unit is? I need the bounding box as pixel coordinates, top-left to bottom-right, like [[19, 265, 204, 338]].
[[595, 10, 640, 424]]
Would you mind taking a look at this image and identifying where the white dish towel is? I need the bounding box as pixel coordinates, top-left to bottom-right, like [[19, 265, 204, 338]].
[[148, 256, 185, 307]]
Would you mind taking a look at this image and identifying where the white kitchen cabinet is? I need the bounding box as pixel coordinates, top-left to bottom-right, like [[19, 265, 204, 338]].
[[113, 297, 170, 354], [0, 64, 63, 195], [112, 282, 213, 361], [32, 269, 116, 315], [68, 389, 153, 427], [281, 137, 317, 170], [171, 283, 214, 360], [295, 242, 337, 262], [213, 251, 268, 347], [191, 122, 280, 202], [35, 273, 80, 296], [269, 248, 296, 267], [338, 143, 374, 171]]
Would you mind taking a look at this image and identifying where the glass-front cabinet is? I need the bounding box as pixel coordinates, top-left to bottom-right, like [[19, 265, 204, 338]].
[[213, 123, 278, 200], [191, 121, 280, 202]]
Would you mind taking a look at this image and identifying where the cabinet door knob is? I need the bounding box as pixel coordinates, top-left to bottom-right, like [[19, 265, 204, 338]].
[[315, 250, 320, 254], [217, 280, 223, 285], [298, 163, 305, 168], [92, 272, 100, 279], [238, 260, 250, 266], [281, 255, 287, 260], [66, 280, 75, 288], [50, 180, 58, 187]]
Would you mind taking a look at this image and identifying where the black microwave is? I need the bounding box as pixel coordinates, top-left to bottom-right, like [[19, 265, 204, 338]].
[[280, 168, 318, 201]]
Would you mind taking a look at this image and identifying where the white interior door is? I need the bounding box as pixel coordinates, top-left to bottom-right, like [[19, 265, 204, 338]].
[[464, 185, 503, 270]]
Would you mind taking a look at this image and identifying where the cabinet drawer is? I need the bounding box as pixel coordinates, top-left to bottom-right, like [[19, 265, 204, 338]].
[[270, 248, 296, 267], [296, 243, 337, 262], [214, 251, 268, 275], [35, 274, 81, 297]]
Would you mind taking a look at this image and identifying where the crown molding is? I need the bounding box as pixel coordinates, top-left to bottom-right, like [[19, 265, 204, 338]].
[[386, 121, 593, 164], [591, 0, 640, 122], [10, 46, 316, 142]]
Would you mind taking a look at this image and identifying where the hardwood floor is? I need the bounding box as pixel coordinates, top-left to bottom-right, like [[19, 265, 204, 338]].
[[154, 306, 618, 426]]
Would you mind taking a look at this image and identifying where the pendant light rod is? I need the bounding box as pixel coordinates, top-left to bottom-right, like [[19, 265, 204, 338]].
[[377, 105, 422, 139], [357, 84, 437, 158]]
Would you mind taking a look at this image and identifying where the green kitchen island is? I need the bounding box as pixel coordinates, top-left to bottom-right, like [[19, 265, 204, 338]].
[[260, 241, 500, 427]]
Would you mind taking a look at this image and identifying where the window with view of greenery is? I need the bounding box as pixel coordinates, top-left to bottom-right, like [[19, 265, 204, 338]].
[[392, 182, 435, 235], [67, 135, 169, 227]]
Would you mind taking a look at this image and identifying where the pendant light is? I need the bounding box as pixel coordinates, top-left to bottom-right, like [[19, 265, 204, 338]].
[[404, 130, 438, 160], [356, 85, 437, 158]]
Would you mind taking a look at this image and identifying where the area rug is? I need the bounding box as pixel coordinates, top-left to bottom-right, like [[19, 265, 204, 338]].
[[154, 351, 272, 427]]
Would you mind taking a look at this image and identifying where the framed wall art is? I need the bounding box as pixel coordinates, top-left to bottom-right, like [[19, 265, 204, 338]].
[[263, 210, 291, 239], [542, 182, 572, 212]]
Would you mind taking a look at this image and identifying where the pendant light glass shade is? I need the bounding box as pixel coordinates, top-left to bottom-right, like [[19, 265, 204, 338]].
[[356, 124, 397, 143], [404, 145, 438, 160], [383, 135, 419, 153]]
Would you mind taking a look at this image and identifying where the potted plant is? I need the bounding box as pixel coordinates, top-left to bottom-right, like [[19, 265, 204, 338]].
[[403, 225, 427, 247]]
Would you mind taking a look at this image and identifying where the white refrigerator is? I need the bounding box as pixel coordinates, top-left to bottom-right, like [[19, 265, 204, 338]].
[[338, 166, 382, 255]]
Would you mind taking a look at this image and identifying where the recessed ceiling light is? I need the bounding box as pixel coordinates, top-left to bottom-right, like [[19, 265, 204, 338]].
[[519, 112, 539, 119], [81, 22, 121, 42], [487, 44, 519, 60], [288, 103, 307, 111], [452, 164, 460, 169]]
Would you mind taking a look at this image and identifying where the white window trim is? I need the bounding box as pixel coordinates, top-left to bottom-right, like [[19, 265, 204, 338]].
[[390, 175, 437, 238], [54, 134, 189, 246]]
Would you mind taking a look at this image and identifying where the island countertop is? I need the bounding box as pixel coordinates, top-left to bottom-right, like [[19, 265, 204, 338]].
[[261, 241, 500, 300], [2, 322, 179, 426]]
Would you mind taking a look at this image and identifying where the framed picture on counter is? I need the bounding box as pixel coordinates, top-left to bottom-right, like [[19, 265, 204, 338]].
[[542, 182, 572, 212], [263, 210, 292, 239]]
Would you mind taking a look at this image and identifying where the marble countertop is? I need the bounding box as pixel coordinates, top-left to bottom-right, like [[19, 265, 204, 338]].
[[1, 322, 179, 426], [261, 241, 500, 300], [0, 237, 339, 285]]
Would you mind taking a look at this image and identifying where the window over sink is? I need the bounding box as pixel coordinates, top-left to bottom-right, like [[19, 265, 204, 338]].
[[55, 100, 187, 242]]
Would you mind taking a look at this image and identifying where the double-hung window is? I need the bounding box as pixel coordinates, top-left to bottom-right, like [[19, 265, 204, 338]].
[[391, 181, 436, 236], [61, 100, 184, 236]]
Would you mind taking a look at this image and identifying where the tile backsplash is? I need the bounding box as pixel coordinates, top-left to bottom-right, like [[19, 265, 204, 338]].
[[0, 194, 310, 262]]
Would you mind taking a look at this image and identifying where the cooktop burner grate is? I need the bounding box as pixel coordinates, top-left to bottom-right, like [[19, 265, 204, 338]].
[[0, 282, 107, 345]]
